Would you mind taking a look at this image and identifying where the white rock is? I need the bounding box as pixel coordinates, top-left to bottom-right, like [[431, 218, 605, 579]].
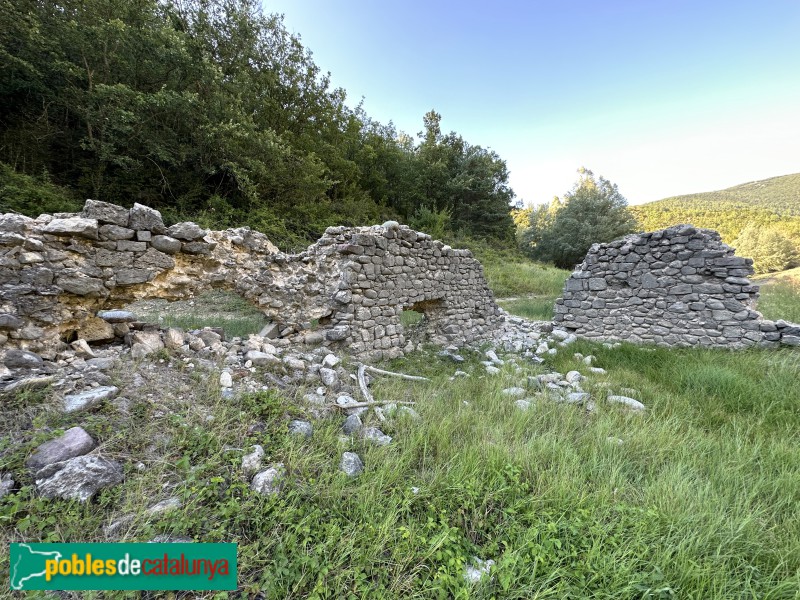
[[147, 497, 182, 514], [262, 343, 279, 355], [319, 367, 338, 386], [244, 350, 280, 366], [43, 217, 98, 239], [251, 463, 285, 495], [283, 356, 305, 370], [607, 395, 646, 411], [164, 327, 185, 350], [501, 387, 526, 397], [288, 420, 313, 438], [63, 386, 118, 412], [26, 427, 96, 471], [219, 371, 233, 388], [564, 392, 589, 404], [340, 452, 364, 477], [464, 557, 495, 583], [337, 395, 367, 416], [342, 414, 363, 435], [322, 353, 340, 368], [70, 339, 95, 358], [485, 349, 503, 365], [242, 445, 264, 474], [361, 427, 392, 446], [565, 370, 583, 384], [35, 455, 123, 501]]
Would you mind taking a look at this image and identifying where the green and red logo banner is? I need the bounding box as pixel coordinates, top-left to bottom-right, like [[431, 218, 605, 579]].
[[9, 543, 237, 591]]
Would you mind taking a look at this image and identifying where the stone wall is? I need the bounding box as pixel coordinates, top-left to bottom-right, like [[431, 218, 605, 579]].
[[0, 200, 503, 361], [553, 224, 800, 348]]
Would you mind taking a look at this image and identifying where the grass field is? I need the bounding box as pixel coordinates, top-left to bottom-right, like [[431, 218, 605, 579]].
[[481, 255, 570, 321], [2, 338, 798, 598]]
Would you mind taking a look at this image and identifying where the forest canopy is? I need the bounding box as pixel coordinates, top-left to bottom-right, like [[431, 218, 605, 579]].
[[0, 0, 516, 249]]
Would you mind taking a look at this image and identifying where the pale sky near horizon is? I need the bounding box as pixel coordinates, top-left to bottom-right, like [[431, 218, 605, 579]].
[[264, 0, 800, 207]]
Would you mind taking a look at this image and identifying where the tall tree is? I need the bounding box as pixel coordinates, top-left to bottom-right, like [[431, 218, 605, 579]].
[[733, 224, 798, 274], [520, 168, 636, 268]]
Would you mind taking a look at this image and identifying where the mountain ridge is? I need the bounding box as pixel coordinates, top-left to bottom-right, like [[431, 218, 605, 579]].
[[631, 172, 800, 245]]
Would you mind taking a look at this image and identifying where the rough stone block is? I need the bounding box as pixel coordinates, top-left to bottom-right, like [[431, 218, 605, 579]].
[[82, 200, 129, 227]]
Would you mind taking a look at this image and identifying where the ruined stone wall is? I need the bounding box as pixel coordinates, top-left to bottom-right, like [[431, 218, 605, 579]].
[[553, 225, 800, 348], [0, 200, 503, 360]]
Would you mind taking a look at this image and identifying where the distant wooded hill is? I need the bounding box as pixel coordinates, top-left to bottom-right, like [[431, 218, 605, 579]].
[[631, 173, 800, 246]]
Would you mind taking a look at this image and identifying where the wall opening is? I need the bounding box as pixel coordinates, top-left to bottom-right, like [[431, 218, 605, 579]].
[[125, 290, 269, 339]]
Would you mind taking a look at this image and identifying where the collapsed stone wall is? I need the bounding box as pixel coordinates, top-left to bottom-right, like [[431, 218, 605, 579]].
[[0, 200, 503, 361], [553, 224, 800, 348]]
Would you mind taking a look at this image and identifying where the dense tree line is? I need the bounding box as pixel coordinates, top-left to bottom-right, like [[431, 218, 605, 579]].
[[0, 0, 515, 248]]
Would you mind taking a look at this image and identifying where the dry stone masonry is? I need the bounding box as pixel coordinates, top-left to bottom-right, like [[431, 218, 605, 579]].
[[0, 200, 504, 361], [553, 224, 800, 348]]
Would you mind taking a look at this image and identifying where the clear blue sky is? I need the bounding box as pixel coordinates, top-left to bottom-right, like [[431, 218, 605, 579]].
[[264, 0, 800, 206]]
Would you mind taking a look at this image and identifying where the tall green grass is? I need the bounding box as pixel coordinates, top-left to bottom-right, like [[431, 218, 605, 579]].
[[496, 296, 556, 320], [454, 237, 570, 298], [482, 261, 569, 298], [3, 343, 798, 598], [757, 277, 800, 322]]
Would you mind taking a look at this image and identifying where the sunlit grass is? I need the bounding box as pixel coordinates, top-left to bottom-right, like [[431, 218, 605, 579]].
[[482, 261, 569, 298], [497, 296, 556, 320], [756, 268, 800, 322], [126, 290, 269, 338]]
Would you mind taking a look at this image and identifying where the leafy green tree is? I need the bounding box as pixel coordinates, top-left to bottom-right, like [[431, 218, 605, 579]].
[[410, 110, 515, 240], [733, 224, 798, 274], [520, 168, 636, 268]]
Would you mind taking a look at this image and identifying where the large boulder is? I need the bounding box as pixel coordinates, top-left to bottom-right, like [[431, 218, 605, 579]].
[[43, 217, 99, 239], [81, 200, 130, 227], [3, 349, 43, 369], [26, 427, 96, 471], [35, 455, 124, 501], [128, 203, 165, 233]]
